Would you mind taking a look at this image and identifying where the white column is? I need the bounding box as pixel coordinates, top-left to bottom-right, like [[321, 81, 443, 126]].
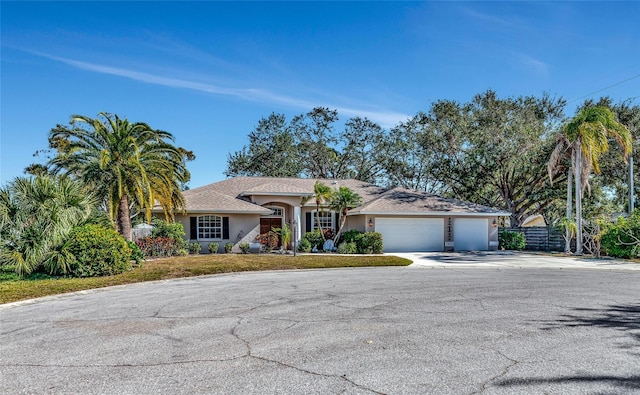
[[294, 205, 301, 247]]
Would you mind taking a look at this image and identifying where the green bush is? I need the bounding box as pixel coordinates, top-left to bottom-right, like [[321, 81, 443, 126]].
[[357, 232, 384, 254], [239, 243, 250, 254], [303, 229, 325, 250], [188, 242, 201, 254], [600, 212, 640, 258], [127, 240, 144, 265], [298, 238, 312, 252], [499, 231, 526, 250], [152, 218, 185, 240], [342, 229, 362, 244], [207, 242, 219, 254], [224, 242, 234, 253], [337, 242, 357, 254], [66, 224, 132, 277]]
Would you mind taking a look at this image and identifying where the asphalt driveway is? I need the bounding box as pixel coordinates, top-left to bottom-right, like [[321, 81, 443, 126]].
[[2, 255, 640, 394]]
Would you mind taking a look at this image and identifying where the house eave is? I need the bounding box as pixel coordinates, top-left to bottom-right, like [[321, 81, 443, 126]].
[[348, 211, 511, 217], [240, 191, 314, 197]]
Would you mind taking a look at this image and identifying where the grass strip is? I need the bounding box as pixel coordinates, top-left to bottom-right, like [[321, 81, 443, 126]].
[[1, 254, 411, 304]]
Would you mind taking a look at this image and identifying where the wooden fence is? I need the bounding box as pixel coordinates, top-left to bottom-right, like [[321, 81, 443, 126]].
[[499, 227, 571, 252]]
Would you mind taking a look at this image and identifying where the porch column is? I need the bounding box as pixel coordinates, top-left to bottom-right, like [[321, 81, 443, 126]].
[[294, 206, 301, 238]]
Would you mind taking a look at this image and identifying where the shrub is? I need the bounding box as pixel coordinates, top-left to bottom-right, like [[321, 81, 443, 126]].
[[66, 224, 132, 277], [357, 232, 384, 254], [207, 242, 219, 254], [151, 218, 186, 240], [303, 229, 325, 250], [127, 240, 144, 265], [224, 242, 234, 253], [342, 229, 363, 244], [256, 232, 279, 252], [136, 237, 181, 257], [337, 242, 357, 254], [298, 238, 312, 252], [188, 242, 201, 254], [499, 231, 526, 250], [176, 248, 188, 256], [239, 243, 250, 254], [600, 212, 640, 258]]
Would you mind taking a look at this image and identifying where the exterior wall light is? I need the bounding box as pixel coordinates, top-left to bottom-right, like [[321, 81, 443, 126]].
[[368, 218, 374, 227]]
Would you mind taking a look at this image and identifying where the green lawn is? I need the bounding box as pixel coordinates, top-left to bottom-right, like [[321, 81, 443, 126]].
[[0, 254, 411, 304]]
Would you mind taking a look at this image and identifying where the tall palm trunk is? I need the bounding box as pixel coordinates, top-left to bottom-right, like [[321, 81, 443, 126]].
[[574, 142, 583, 255], [117, 194, 132, 241], [565, 167, 572, 253]]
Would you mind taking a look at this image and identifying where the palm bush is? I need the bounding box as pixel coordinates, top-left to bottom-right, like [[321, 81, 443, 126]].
[[0, 176, 95, 276]]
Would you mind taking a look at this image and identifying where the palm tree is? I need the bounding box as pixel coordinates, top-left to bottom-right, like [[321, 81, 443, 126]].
[[311, 181, 333, 240], [329, 186, 363, 245], [549, 106, 632, 254], [48, 113, 193, 240], [0, 176, 95, 276]]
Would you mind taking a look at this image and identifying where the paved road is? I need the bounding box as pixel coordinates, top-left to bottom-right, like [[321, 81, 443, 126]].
[[2, 257, 640, 394]]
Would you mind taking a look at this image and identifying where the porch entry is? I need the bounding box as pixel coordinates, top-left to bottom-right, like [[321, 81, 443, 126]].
[[260, 217, 282, 246]]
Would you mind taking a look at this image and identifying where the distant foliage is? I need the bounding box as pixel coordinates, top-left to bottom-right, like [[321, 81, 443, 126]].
[[499, 231, 526, 250], [66, 224, 131, 277], [600, 212, 640, 258]]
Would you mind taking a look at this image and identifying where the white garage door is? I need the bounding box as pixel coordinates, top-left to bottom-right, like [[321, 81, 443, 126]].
[[376, 218, 444, 252], [454, 218, 489, 251]]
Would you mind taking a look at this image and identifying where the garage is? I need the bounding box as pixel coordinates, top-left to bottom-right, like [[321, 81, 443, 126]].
[[376, 217, 444, 252], [453, 218, 489, 251]]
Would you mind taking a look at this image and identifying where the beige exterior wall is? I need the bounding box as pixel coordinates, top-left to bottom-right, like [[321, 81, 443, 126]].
[[175, 213, 262, 253]]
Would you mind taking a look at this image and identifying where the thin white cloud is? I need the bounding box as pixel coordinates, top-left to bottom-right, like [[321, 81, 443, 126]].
[[29, 50, 409, 128], [459, 6, 516, 29], [516, 53, 549, 76]]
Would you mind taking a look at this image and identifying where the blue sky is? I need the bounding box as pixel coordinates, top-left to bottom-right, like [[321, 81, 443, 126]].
[[2, 1, 639, 188]]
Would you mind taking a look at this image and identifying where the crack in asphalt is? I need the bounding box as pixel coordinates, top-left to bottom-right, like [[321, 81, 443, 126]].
[[230, 315, 385, 394], [471, 349, 520, 395]]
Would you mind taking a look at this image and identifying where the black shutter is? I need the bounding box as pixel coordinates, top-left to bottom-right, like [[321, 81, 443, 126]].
[[306, 212, 312, 232], [334, 212, 339, 230], [190, 217, 197, 240], [222, 217, 230, 239]]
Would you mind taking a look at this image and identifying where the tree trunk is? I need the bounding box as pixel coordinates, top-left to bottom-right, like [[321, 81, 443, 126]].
[[333, 210, 348, 245], [566, 167, 573, 253], [575, 143, 583, 255], [117, 194, 132, 241]]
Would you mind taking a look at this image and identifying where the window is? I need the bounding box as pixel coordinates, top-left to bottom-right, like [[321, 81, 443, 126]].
[[312, 210, 335, 231], [198, 215, 222, 239], [263, 206, 284, 218]]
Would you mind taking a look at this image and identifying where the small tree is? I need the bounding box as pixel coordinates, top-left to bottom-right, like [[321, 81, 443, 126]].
[[329, 186, 363, 244]]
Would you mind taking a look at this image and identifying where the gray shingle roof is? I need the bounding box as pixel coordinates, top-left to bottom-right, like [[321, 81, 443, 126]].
[[179, 177, 508, 216], [349, 187, 510, 215]]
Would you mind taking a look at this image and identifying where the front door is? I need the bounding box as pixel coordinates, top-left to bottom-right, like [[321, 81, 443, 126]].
[[260, 218, 282, 246]]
